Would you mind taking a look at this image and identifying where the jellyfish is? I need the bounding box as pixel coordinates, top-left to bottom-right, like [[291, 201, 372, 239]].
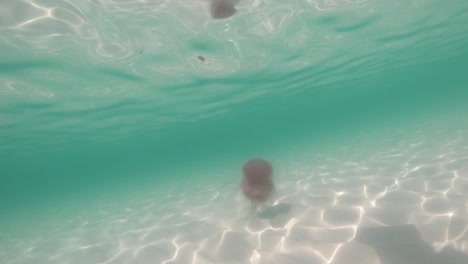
[[210, 0, 238, 19], [241, 157, 275, 211]]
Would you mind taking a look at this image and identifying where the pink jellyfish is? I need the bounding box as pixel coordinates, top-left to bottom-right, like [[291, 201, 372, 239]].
[[210, 0, 237, 19], [241, 157, 275, 211]]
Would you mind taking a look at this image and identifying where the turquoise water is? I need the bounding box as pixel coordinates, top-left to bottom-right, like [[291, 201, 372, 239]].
[[1, 0, 468, 263]]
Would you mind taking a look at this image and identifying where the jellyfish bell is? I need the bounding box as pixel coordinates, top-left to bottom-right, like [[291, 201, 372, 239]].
[[210, 0, 238, 19], [241, 157, 275, 211]]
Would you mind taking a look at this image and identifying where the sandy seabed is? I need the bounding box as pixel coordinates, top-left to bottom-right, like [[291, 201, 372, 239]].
[[1, 120, 468, 264]]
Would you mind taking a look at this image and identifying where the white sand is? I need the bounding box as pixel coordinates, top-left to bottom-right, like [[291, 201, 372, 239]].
[[2, 120, 468, 264]]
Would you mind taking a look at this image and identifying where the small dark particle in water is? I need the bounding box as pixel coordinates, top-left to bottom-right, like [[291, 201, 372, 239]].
[[210, 0, 237, 19], [197, 55, 205, 62]]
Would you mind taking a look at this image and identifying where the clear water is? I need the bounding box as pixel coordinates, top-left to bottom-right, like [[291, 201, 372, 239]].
[[1, 0, 468, 263]]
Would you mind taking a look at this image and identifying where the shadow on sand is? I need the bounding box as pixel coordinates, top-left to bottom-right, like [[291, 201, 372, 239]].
[[355, 224, 468, 264], [256, 203, 292, 219], [254, 204, 467, 264]]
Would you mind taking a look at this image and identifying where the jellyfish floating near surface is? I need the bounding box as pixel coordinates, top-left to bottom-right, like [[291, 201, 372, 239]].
[[241, 157, 275, 211], [210, 0, 238, 19]]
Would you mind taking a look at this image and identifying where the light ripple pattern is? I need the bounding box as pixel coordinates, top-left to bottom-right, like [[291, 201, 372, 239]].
[[1, 117, 468, 263], [1, 1, 468, 263], [1, 0, 467, 159]]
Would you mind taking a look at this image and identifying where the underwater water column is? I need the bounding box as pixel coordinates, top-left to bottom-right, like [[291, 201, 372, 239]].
[[1, 0, 468, 263]]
